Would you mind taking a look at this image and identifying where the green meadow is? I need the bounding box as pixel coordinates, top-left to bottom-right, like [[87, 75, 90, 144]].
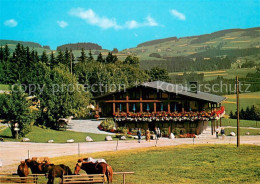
[[31, 144, 260, 184]]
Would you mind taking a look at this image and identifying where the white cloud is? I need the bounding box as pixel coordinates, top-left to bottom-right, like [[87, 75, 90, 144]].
[[57, 20, 68, 28], [125, 16, 159, 29], [4, 19, 18, 27], [70, 8, 159, 30], [170, 9, 186, 20], [70, 8, 121, 29], [145, 15, 158, 26]]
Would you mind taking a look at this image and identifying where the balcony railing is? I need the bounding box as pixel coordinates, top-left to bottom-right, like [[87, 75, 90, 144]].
[[114, 107, 225, 122]]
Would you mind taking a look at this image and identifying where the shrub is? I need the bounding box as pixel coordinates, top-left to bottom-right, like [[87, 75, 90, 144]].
[[116, 127, 128, 134], [149, 53, 161, 58], [100, 118, 115, 131], [161, 128, 169, 137], [173, 128, 186, 135]]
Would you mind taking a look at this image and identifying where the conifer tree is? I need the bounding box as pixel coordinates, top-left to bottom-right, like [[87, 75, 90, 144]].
[[78, 48, 87, 63], [64, 48, 70, 66], [97, 52, 104, 63], [41, 50, 49, 65], [88, 50, 94, 62], [0, 46, 3, 62], [56, 50, 64, 65], [3, 44, 10, 61], [49, 51, 57, 69]]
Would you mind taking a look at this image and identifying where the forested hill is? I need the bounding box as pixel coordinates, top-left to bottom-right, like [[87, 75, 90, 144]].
[[57, 42, 102, 51], [121, 27, 260, 60], [0, 40, 47, 48], [120, 27, 260, 72]]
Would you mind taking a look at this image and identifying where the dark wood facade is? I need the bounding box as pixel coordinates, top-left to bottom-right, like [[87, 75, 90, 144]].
[[93, 82, 226, 135]]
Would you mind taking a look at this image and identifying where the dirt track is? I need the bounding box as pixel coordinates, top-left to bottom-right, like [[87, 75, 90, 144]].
[[0, 135, 259, 173]]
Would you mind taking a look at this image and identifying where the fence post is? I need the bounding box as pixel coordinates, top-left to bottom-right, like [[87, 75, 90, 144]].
[[78, 143, 80, 157], [123, 173, 126, 184], [116, 140, 119, 151]]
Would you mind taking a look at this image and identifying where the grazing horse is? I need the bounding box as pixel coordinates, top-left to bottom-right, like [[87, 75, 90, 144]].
[[42, 163, 72, 184], [25, 159, 45, 174], [17, 161, 29, 177], [74, 159, 113, 183]]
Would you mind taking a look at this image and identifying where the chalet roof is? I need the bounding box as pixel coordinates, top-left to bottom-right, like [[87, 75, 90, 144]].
[[93, 81, 226, 103], [142, 81, 226, 103]]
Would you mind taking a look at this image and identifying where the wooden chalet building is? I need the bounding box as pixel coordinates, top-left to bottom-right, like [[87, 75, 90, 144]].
[[93, 81, 226, 135]]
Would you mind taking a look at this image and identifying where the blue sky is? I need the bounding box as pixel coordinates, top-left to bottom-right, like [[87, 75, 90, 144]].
[[0, 0, 259, 50]]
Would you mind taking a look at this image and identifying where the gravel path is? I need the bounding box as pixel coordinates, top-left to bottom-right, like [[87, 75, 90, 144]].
[[0, 132, 259, 173], [67, 119, 115, 135]]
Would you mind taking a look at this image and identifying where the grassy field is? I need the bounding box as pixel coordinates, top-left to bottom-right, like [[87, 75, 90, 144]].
[[218, 118, 260, 128], [0, 126, 114, 143], [0, 84, 10, 90], [224, 127, 260, 136], [121, 28, 260, 60], [32, 144, 260, 184], [169, 68, 256, 81], [223, 91, 260, 115]]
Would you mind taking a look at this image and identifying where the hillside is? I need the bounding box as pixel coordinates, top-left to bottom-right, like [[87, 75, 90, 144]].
[[0, 39, 51, 53], [120, 27, 260, 64], [57, 42, 103, 51], [1, 27, 259, 70]]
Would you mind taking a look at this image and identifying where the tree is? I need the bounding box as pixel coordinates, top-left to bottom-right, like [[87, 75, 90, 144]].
[[105, 52, 118, 63], [148, 67, 170, 82], [97, 52, 104, 63], [111, 48, 119, 53], [124, 55, 139, 65], [37, 64, 90, 127], [88, 50, 94, 62], [0, 45, 3, 62], [64, 48, 70, 66], [56, 50, 64, 65], [1, 85, 36, 138], [149, 53, 161, 58], [4, 44, 10, 61], [78, 48, 87, 63], [41, 50, 49, 65], [49, 51, 57, 69], [69, 49, 75, 73]]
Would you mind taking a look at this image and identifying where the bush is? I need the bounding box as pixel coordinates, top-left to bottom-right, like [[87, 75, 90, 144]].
[[116, 127, 128, 134], [173, 128, 186, 135], [100, 118, 115, 131], [161, 128, 169, 137], [149, 53, 161, 58]]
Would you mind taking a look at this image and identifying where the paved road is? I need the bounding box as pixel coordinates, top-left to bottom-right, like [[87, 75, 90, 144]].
[[67, 119, 115, 135], [0, 133, 259, 173]]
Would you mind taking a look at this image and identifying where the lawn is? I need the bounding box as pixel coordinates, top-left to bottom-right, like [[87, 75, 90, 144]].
[[0, 84, 10, 90], [212, 118, 260, 128], [223, 91, 260, 115], [169, 68, 256, 81], [36, 144, 260, 184], [224, 127, 260, 136], [0, 126, 113, 143]]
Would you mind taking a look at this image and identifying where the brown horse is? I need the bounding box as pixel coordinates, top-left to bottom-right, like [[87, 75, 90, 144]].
[[25, 159, 45, 174], [42, 163, 72, 184], [74, 159, 113, 183], [17, 161, 29, 177]]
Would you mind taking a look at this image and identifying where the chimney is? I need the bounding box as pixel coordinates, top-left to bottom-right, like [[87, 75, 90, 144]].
[[189, 82, 198, 93]]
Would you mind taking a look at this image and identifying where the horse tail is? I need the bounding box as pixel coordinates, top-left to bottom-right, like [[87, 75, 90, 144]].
[[106, 165, 113, 183]]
